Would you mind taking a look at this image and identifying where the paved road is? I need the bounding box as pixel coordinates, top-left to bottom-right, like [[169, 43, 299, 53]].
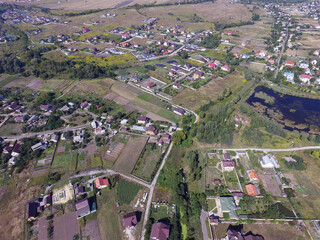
[[200, 210, 212, 240], [213, 146, 320, 152], [2, 123, 90, 140], [140, 142, 173, 240]]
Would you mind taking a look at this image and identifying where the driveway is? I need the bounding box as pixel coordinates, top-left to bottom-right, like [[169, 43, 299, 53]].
[[200, 210, 212, 240]]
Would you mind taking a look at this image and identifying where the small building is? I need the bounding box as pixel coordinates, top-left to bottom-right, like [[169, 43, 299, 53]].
[[221, 65, 229, 71], [147, 82, 156, 89], [150, 222, 170, 240], [80, 101, 89, 109], [299, 74, 312, 84], [40, 105, 56, 112], [193, 70, 204, 79], [172, 82, 181, 89], [51, 134, 59, 143], [245, 184, 259, 196], [95, 178, 110, 189], [31, 142, 46, 152], [137, 116, 149, 124], [223, 153, 232, 161], [222, 161, 235, 171], [12, 143, 23, 157], [123, 212, 138, 228], [285, 60, 295, 68], [27, 199, 40, 221], [8, 156, 17, 166], [131, 125, 146, 132], [248, 170, 259, 183], [15, 116, 26, 123], [75, 186, 85, 195], [173, 107, 185, 116]]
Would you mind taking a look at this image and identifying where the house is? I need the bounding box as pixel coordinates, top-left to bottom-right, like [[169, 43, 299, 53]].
[[27, 199, 40, 221], [31, 142, 46, 152], [173, 107, 185, 116], [209, 215, 219, 225], [91, 121, 98, 129], [213, 60, 221, 66], [40, 105, 56, 112], [137, 116, 149, 124], [223, 153, 232, 161], [248, 170, 259, 183], [299, 74, 311, 84], [123, 212, 138, 228], [213, 179, 222, 185], [221, 65, 229, 71], [8, 156, 17, 166], [95, 177, 110, 189], [193, 70, 204, 79], [150, 222, 170, 240], [73, 135, 84, 143], [285, 61, 295, 68], [146, 126, 158, 135], [75, 186, 85, 195], [51, 134, 59, 143], [8, 102, 21, 112], [2, 146, 11, 154], [172, 82, 181, 89], [245, 184, 259, 196], [311, 59, 317, 65], [225, 225, 264, 240], [260, 155, 279, 168], [83, 27, 90, 33], [147, 82, 156, 89], [209, 62, 217, 69], [284, 72, 294, 82], [15, 116, 26, 123], [184, 63, 192, 70], [80, 101, 89, 109], [121, 119, 128, 125], [12, 143, 23, 157], [222, 161, 235, 171], [75, 199, 91, 218]]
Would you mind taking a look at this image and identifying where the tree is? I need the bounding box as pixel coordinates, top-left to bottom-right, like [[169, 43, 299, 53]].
[[172, 130, 187, 145]]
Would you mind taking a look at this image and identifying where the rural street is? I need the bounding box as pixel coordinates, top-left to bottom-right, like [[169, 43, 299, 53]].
[[2, 123, 90, 140], [274, 27, 289, 79], [213, 146, 320, 152], [200, 210, 212, 240], [70, 169, 151, 188], [140, 142, 173, 240]]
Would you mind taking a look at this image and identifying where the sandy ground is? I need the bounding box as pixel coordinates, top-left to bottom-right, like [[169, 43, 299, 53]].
[[53, 184, 74, 204]]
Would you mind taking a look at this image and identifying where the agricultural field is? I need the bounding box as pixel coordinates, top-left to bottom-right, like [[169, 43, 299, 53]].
[[112, 135, 148, 174], [52, 140, 81, 171]]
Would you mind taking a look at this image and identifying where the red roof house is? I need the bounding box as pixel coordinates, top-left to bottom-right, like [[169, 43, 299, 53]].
[[147, 82, 156, 89], [123, 212, 138, 228], [221, 65, 229, 71], [285, 61, 295, 68], [95, 178, 110, 189]]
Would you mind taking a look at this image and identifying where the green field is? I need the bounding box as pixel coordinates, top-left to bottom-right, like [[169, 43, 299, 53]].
[[116, 179, 142, 205], [133, 144, 163, 182], [0, 123, 24, 136]]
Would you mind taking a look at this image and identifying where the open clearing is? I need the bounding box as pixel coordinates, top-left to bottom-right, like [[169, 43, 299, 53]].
[[53, 212, 79, 240], [113, 136, 148, 174]]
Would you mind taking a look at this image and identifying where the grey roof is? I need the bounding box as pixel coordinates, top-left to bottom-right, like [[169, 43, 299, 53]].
[[220, 196, 238, 219]]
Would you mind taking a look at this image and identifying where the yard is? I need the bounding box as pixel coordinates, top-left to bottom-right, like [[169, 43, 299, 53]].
[[0, 122, 24, 136], [116, 179, 143, 206], [205, 166, 224, 189], [132, 143, 165, 182]]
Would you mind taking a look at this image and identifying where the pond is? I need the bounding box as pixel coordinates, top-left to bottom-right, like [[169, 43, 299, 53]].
[[247, 86, 320, 134]]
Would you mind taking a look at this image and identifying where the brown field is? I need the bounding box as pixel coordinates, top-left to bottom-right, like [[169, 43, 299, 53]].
[[53, 212, 79, 240], [259, 174, 282, 197], [173, 71, 245, 110], [36, 0, 178, 11], [112, 136, 148, 174], [213, 223, 308, 240]]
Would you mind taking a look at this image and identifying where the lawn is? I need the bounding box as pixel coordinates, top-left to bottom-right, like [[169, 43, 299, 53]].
[[0, 123, 24, 136], [97, 188, 122, 240], [150, 205, 168, 221], [207, 199, 217, 211], [133, 144, 163, 182], [157, 109, 180, 123], [116, 179, 142, 206]]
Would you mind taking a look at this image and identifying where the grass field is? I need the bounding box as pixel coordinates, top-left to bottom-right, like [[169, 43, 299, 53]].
[[0, 122, 24, 136], [116, 179, 142, 205], [133, 144, 163, 182], [0, 75, 20, 88], [113, 136, 148, 174], [207, 199, 216, 211]]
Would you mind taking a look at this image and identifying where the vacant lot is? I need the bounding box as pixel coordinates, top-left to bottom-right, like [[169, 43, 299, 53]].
[[133, 144, 164, 182], [173, 71, 245, 110], [0, 122, 24, 136], [53, 212, 79, 240], [113, 136, 148, 174], [205, 166, 224, 189], [116, 179, 142, 205], [260, 174, 282, 197]]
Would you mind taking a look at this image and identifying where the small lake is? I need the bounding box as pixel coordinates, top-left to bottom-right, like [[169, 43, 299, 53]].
[[247, 86, 320, 134]]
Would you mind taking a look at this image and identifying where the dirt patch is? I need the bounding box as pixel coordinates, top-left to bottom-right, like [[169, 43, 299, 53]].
[[53, 184, 74, 204], [81, 219, 102, 240], [152, 186, 172, 202], [53, 212, 79, 240], [0, 186, 7, 198], [38, 216, 48, 240], [260, 174, 282, 197], [84, 143, 97, 160], [114, 96, 130, 105], [104, 142, 125, 162], [113, 136, 148, 174], [104, 92, 118, 101], [26, 78, 45, 90]]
